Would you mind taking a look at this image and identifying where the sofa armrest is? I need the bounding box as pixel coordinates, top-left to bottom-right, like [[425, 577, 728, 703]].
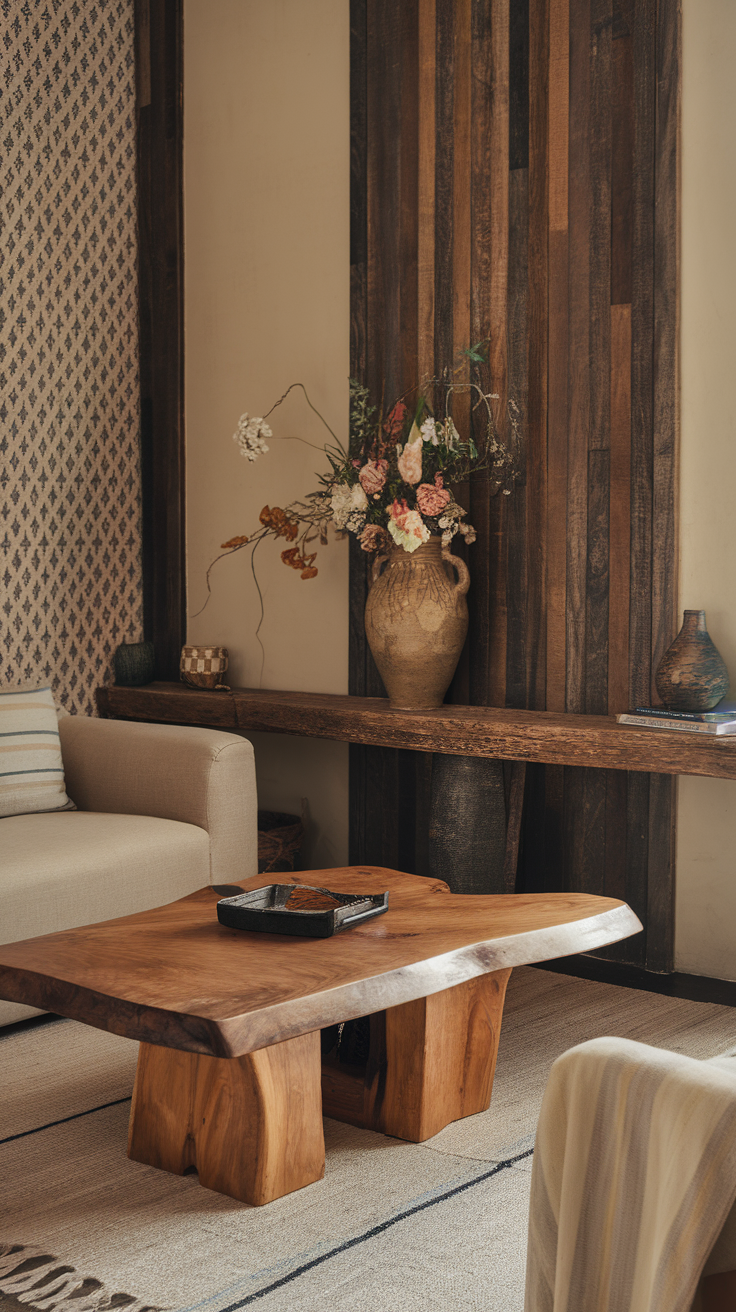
[[59, 717, 257, 884]]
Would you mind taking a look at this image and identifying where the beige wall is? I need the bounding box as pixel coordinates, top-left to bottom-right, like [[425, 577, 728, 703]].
[[676, 0, 736, 977], [184, 0, 350, 868]]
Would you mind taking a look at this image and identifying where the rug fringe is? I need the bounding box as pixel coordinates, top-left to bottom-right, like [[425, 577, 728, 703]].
[[0, 1244, 165, 1312]]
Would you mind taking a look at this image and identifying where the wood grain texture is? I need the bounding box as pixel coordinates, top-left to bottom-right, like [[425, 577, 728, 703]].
[[337, 0, 679, 971], [380, 968, 511, 1139], [526, 0, 549, 713], [128, 1031, 325, 1206], [96, 684, 736, 781], [0, 867, 640, 1055], [503, 761, 527, 891], [608, 304, 632, 715], [322, 969, 511, 1140], [652, 0, 680, 684]]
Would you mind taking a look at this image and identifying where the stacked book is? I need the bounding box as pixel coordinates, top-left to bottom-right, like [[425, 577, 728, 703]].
[[616, 705, 736, 735]]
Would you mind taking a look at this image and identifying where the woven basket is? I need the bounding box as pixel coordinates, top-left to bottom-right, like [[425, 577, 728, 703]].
[[257, 810, 304, 874], [180, 645, 229, 690]]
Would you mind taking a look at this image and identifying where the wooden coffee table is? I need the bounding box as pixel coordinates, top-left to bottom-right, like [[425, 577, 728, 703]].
[[0, 867, 640, 1206]]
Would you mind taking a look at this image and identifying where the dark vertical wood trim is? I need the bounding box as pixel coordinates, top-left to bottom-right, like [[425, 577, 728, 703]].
[[629, 0, 656, 710], [585, 0, 612, 718], [400, 0, 421, 393], [626, 0, 656, 967], [348, 0, 369, 867], [448, 0, 473, 708], [527, 0, 549, 713], [545, 0, 568, 716], [611, 2, 634, 306], [565, 0, 591, 716], [136, 0, 185, 680], [647, 773, 676, 972], [505, 163, 529, 709], [350, 0, 368, 385], [468, 0, 494, 707], [608, 303, 632, 715], [646, 0, 680, 974], [417, 0, 436, 380], [505, 0, 530, 711], [486, 0, 511, 707], [652, 0, 680, 682], [434, 0, 455, 373], [624, 768, 649, 966]]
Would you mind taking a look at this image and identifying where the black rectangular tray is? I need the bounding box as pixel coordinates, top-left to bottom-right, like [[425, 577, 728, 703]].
[[216, 884, 389, 938]]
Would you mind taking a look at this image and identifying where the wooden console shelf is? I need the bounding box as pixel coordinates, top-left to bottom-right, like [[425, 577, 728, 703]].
[[96, 683, 736, 781]]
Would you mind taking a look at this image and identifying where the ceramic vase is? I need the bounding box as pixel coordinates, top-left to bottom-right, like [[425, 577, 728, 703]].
[[364, 536, 470, 710], [428, 754, 507, 893], [654, 610, 729, 711], [113, 640, 155, 687]]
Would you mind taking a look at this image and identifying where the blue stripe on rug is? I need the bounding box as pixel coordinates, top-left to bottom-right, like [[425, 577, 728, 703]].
[[178, 1146, 534, 1312]]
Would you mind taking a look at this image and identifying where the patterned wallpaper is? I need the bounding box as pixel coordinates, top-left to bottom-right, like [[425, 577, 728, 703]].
[[0, 0, 142, 715]]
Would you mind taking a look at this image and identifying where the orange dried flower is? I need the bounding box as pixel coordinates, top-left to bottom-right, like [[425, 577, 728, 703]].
[[260, 505, 299, 540], [221, 534, 249, 549], [280, 546, 318, 579]]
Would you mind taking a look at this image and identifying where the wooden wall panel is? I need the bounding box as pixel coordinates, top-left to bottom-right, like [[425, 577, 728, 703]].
[[350, 0, 680, 971]]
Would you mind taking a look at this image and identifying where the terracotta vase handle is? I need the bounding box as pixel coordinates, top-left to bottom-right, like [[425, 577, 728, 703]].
[[443, 547, 470, 596], [371, 553, 390, 587]]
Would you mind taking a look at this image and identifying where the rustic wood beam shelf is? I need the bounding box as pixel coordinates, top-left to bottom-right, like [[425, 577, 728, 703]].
[[96, 683, 736, 781]]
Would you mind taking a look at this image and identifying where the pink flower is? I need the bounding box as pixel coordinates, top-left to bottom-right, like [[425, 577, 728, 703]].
[[359, 523, 389, 553], [358, 459, 388, 496], [416, 473, 451, 517], [397, 430, 423, 485]]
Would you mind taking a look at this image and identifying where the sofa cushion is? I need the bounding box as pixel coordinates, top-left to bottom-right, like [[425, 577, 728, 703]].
[[0, 810, 210, 1026], [0, 684, 75, 819]]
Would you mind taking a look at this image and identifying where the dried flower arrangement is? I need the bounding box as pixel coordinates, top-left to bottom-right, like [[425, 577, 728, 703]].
[[197, 344, 521, 611]]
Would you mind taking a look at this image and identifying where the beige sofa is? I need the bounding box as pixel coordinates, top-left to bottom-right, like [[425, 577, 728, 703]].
[[0, 716, 258, 1026]]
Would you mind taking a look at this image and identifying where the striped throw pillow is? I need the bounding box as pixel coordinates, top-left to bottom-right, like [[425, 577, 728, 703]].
[[0, 685, 75, 819]]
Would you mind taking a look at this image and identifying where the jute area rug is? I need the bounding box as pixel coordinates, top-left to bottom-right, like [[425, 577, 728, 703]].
[[2, 967, 736, 1312]]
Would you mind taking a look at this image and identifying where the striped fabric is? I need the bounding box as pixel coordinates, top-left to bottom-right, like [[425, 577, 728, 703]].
[[0, 685, 74, 819], [525, 1037, 736, 1312]]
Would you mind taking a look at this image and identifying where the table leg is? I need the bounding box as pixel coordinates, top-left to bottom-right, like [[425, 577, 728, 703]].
[[128, 1030, 325, 1205], [321, 967, 512, 1142]]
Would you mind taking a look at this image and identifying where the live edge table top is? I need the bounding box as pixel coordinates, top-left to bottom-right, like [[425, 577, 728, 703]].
[[0, 867, 641, 1059]]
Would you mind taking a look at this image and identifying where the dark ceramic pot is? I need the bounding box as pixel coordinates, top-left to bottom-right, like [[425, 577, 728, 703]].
[[654, 610, 729, 711], [114, 640, 155, 687], [428, 754, 507, 893]]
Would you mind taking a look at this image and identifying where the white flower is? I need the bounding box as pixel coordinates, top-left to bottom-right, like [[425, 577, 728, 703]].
[[444, 417, 460, 450], [420, 417, 438, 445], [330, 481, 368, 529], [345, 509, 368, 535], [233, 413, 272, 461]]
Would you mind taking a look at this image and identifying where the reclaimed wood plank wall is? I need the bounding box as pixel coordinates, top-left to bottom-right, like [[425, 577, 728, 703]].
[[349, 0, 679, 970]]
